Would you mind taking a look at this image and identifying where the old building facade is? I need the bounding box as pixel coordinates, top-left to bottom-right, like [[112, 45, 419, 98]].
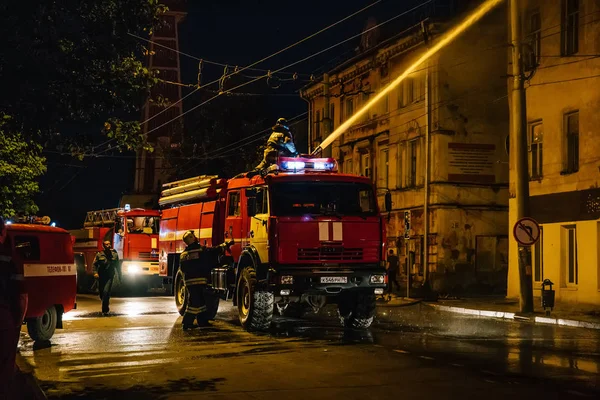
[[302, 2, 510, 294], [507, 0, 600, 306]]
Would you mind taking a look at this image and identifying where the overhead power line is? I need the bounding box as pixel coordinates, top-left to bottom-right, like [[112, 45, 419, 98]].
[[142, 1, 434, 139], [134, 0, 384, 129], [93, 0, 386, 156]]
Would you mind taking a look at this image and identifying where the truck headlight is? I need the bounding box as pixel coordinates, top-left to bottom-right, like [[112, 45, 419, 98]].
[[280, 275, 294, 285], [127, 264, 141, 274], [370, 274, 385, 284]]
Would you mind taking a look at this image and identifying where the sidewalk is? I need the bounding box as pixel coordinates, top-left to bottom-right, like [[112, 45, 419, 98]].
[[424, 296, 600, 330]]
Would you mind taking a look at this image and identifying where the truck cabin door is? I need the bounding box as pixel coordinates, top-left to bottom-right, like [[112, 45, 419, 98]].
[[246, 187, 269, 263], [225, 190, 243, 259]]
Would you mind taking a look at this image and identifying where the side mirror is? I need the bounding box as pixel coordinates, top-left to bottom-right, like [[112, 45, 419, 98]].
[[247, 197, 257, 218], [384, 192, 392, 212]]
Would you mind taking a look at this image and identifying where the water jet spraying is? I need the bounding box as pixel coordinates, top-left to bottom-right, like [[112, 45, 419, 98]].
[[312, 0, 504, 155]]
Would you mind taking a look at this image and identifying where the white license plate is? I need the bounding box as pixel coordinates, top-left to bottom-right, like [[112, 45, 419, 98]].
[[320, 276, 347, 284]]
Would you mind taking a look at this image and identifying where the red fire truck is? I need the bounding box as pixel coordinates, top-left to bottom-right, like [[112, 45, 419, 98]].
[[1, 216, 76, 341], [69, 207, 162, 294], [158, 156, 387, 331]]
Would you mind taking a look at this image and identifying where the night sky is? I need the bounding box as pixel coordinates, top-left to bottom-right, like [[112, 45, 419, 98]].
[[37, 0, 428, 229]]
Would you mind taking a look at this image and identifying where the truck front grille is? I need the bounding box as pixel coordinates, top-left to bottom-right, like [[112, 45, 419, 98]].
[[138, 252, 157, 259], [297, 247, 363, 261]]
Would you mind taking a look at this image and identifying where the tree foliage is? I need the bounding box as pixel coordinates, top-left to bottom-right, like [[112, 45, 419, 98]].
[[0, 0, 165, 149], [0, 0, 165, 213], [0, 116, 47, 218]]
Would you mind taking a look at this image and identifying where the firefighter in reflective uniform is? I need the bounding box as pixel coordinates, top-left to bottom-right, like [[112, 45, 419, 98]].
[[93, 241, 121, 315], [254, 117, 299, 171], [180, 231, 233, 330]]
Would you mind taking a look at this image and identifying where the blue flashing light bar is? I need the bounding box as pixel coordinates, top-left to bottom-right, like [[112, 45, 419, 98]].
[[278, 156, 338, 173]]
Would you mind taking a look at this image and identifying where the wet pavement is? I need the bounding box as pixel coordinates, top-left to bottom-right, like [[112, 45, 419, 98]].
[[17, 295, 600, 399]]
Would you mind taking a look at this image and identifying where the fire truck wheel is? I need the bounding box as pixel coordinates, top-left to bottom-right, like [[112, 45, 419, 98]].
[[338, 293, 376, 329], [175, 270, 188, 316], [26, 306, 57, 342], [237, 266, 273, 331]]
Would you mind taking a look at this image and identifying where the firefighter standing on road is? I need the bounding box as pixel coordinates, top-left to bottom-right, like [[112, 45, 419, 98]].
[[253, 117, 299, 171], [93, 240, 121, 315], [180, 231, 233, 330]]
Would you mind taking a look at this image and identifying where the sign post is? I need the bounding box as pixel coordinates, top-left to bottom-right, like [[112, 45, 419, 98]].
[[404, 211, 411, 298]]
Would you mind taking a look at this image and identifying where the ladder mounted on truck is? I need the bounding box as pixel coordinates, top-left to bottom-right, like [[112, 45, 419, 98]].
[[159, 175, 226, 207], [84, 208, 121, 227]]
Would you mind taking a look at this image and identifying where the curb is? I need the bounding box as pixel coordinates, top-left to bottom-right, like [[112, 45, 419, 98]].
[[376, 298, 423, 308], [428, 304, 600, 330]]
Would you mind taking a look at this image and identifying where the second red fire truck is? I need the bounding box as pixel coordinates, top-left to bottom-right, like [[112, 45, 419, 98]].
[[158, 156, 388, 330], [69, 207, 162, 294]]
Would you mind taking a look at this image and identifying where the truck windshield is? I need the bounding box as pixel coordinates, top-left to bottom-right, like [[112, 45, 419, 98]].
[[126, 216, 159, 234], [270, 181, 377, 217]]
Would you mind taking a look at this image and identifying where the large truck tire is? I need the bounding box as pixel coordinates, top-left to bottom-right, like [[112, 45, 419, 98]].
[[174, 270, 187, 316], [237, 266, 273, 331], [198, 289, 220, 321], [27, 306, 57, 342], [338, 293, 376, 329]]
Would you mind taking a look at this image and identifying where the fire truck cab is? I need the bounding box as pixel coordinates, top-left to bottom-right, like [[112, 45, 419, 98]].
[[1, 216, 76, 341], [159, 156, 387, 331], [69, 207, 161, 294]]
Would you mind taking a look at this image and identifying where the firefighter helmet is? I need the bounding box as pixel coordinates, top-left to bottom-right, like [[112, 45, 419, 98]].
[[182, 230, 197, 245], [276, 118, 289, 128]]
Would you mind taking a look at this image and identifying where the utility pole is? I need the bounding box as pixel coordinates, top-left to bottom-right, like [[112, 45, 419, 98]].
[[323, 73, 332, 158], [422, 20, 431, 288], [510, 0, 534, 313]]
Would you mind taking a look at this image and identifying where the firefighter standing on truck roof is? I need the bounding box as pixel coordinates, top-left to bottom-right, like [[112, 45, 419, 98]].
[[180, 231, 233, 330], [254, 117, 299, 171], [93, 240, 121, 315]]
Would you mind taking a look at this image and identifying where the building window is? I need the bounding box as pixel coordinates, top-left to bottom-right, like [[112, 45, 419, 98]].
[[378, 147, 389, 189], [533, 227, 544, 283], [382, 92, 389, 114], [562, 0, 579, 56], [362, 91, 370, 121], [525, 10, 541, 71], [361, 152, 371, 179], [405, 78, 414, 104], [397, 84, 405, 108], [345, 158, 353, 174], [563, 225, 578, 285], [345, 97, 354, 119], [528, 121, 543, 179], [564, 111, 579, 173], [315, 110, 321, 138], [407, 139, 419, 187]]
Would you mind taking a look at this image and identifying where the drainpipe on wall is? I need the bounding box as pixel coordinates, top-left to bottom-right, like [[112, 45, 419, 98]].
[[299, 90, 312, 154]]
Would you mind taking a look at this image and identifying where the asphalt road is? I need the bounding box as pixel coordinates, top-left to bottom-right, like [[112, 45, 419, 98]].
[[17, 295, 600, 399]]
